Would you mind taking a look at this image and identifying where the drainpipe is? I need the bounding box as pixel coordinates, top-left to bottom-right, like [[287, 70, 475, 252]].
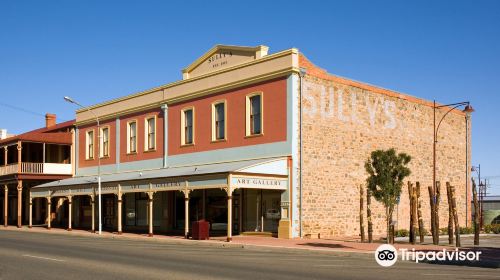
[[298, 67, 307, 238]]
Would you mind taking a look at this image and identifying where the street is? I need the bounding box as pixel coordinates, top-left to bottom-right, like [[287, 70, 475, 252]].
[[0, 230, 498, 280]]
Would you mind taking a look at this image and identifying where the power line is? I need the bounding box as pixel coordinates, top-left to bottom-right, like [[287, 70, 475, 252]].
[[0, 102, 46, 118], [0, 102, 71, 123]]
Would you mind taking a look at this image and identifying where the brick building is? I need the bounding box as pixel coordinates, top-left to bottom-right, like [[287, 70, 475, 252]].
[[1, 114, 74, 228], [31, 45, 471, 239]]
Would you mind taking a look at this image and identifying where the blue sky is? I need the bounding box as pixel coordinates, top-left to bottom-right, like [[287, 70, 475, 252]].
[[1, 0, 499, 193]]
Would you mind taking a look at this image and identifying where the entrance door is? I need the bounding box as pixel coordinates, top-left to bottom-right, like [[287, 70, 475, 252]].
[[232, 192, 240, 235], [103, 195, 115, 229], [242, 189, 281, 233]]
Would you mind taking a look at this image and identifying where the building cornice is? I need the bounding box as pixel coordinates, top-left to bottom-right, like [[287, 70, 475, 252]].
[[76, 48, 298, 115], [75, 48, 299, 126]]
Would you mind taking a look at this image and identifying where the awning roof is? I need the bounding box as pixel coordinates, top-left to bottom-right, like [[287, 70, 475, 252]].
[[33, 157, 288, 190]]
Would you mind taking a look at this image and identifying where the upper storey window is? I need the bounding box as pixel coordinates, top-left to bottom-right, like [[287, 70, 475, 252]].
[[127, 121, 137, 153], [212, 101, 226, 141], [246, 93, 263, 136], [100, 127, 109, 158], [181, 108, 194, 145], [145, 117, 156, 151], [86, 130, 94, 160]]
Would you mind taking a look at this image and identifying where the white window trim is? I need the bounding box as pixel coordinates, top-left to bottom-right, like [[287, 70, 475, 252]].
[[211, 100, 227, 142], [144, 115, 157, 151], [180, 107, 195, 146], [126, 120, 138, 154], [99, 126, 110, 158], [85, 129, 95, 160], [245, 92, 264, 136]]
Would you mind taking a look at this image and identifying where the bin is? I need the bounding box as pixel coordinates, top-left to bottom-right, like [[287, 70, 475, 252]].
[[192, 220, 210, 240]]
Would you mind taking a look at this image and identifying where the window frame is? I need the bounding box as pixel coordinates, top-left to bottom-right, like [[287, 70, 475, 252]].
[[180, 107, 195, 146], [85, 129, 95, 160], [99, 126, 110, 158], [144, 115, 157, 152], [245, 92, 264, 137], [211, 100, 227, 142], [126, 120, 138, 154]]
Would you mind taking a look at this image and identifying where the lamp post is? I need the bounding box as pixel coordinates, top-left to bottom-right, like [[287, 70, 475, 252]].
[[433, 100, 474, 232], [64, 96, 102, 235]]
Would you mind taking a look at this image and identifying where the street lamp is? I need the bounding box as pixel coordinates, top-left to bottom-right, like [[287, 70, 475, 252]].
[[433, 101, 474, 230], [64, 96, 102, 235]]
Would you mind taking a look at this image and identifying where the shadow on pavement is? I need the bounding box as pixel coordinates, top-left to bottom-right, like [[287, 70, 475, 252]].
[[298, 242, 350, 249]]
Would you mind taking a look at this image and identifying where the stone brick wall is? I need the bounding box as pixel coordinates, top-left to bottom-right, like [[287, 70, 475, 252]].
[[298, 55, 471, 238]]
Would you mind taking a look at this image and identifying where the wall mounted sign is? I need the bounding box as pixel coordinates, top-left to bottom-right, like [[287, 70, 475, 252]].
[[182, 45, 269, 79], [231, 176, 287, 190]]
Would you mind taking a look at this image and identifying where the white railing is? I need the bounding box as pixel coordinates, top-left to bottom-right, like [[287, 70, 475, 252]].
[[43, 163, 72, 175], [22, 162, 44, 174], [0, 162, 72, 176], [0, 164, 18, 176]]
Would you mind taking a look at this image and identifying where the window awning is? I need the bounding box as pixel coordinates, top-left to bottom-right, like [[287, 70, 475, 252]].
[[31, 157, 289, 198]]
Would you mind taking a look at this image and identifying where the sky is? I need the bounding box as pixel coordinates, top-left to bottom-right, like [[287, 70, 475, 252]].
[[1, 0, 499, 194]]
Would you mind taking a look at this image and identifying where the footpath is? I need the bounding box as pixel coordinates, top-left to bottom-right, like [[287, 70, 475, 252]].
[[1, 226, 468, 254]]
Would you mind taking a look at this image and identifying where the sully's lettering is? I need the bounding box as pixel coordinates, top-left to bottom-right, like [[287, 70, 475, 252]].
[[207, 51, 233, 69], [304, 82, 397, 129]]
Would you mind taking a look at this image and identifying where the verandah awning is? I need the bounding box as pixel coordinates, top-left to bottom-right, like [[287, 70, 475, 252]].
[[31, 157, 289, 198]]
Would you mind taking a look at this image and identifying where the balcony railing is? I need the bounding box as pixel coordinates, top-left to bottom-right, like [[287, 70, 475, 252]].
[[0, 162, 72, 176], [22, 162, 43, 174], [0, 164, 18, 176]]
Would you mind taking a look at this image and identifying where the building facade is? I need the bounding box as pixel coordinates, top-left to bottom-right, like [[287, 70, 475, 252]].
[[1, 114, 74, 228], [31, 45, 471, 239]]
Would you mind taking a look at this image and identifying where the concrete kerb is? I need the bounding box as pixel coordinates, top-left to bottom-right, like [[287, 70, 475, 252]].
[[6, 227, 492, 257]]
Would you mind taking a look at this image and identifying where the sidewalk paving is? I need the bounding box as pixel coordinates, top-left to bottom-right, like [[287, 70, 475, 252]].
[[2, 226, 479, 255]]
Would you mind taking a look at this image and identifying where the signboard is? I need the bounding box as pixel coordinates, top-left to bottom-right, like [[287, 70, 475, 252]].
[[182, 45, 269, 79], [231, 176, 288, 190], [120, 179, 186, 192], [52, 186, 94, 197]]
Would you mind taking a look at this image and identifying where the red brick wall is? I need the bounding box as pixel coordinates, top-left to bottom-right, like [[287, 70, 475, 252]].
[[120, 109, 164, 163], [78, 108, 164, 167], [78, 119, 117, 168], [168, 78, 288, 155]]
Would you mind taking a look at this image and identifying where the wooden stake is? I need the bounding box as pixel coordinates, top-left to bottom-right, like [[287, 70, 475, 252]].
[[435, 181, 441, 245], [428, 186, 437, 245], [408, 182, 415, 244], [472, 179, 480, 246], [416, 182, 424, 243], [451, 186, 461, 247], [446, 182, 454, 245], [360, 184, 365, 243], [411, 185, 418, 245], [367, 188, 373, 243]]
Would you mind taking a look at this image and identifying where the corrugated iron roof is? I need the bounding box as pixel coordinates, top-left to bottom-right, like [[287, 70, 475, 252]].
[[33, 157, 286, 189], [0, 120, 74, 145]]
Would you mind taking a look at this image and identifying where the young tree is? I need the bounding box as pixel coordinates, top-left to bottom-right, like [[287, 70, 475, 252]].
[[365, 148, 411, 243]]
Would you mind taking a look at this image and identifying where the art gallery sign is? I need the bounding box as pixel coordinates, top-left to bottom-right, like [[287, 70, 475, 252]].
[[231, 176, 287, 190]]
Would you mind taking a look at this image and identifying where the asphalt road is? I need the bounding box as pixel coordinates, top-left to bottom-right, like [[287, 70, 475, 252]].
[[0, 230, 498, 280]]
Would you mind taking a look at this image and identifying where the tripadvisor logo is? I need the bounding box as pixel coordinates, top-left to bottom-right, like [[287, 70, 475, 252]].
[[375, 244, 482, 267], [375, 244, 398, 267]]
